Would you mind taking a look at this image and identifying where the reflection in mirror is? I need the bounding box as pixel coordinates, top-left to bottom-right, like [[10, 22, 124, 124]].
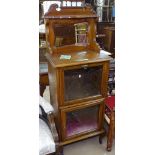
[[54, 22, 88, 47], [54, 24, 75, 47], [75, 22, 88, 44]]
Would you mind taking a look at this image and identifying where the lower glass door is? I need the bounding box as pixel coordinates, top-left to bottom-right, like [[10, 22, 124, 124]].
[[66, 105, 99, 137]]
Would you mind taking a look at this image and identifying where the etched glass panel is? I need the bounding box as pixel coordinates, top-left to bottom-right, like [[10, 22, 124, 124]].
[[64, 65, 102, 101]]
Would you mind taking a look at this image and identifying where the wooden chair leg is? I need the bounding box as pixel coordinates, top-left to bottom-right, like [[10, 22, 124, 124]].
[[55, 147, 62, 155], [55, 145, 63, 155], [107, 112, 115, 151]]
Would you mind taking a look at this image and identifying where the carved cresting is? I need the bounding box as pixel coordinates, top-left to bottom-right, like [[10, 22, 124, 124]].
[[46, 3, 59, 13], [44, 3, 97, 18]]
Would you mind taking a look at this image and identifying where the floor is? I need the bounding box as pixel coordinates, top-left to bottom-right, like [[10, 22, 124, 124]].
[[43, 87, 115, 155], [64, 136, 115, 155]]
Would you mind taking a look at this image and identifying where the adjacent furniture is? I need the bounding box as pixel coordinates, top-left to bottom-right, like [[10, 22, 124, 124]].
[[44, 3, 112, 152], [108, 59, 115, 94], [39, 24, 48, 63], [39, 96, 59, 155], [39, 62, 49, 96], [102, 26, 115, 57], [39, 15, 49, 96], [97, 22, 115, 58], [104, 95, 115, 151]]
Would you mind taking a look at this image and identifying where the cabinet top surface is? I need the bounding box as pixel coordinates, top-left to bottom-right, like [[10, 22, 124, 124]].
[[45, 50, 112, 68]]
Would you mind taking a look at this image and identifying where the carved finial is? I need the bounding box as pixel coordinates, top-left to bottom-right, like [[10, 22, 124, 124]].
[[45, 4, 59, 16], [49, 3, 59, 11]]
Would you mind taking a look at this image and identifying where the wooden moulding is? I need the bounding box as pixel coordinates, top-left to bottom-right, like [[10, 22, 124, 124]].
[[44, 3, 97, 19], [60, 130, 105, 146]]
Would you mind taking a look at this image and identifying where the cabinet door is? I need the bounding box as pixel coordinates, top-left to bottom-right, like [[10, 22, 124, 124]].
[[60, 102, 104, 140], [64, 64, 103, 102]]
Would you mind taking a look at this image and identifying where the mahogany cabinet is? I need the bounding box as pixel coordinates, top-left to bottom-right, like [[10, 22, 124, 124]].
[[44, 3, 112, 148]]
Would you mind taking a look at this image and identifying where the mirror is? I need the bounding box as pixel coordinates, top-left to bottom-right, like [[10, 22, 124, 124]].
[[53, 22, 88, 47]]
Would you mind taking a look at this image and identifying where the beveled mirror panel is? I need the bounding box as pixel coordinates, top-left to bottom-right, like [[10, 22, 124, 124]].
[[53, 22, 88, 47]]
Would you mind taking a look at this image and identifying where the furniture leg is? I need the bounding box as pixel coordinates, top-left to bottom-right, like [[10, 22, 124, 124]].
[[106, 111, 115, 151], [99, 132, 105, 144], [59, 145, 64, 155]]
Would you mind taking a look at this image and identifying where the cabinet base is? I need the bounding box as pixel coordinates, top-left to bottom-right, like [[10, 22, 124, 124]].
[[59, 130, 105, 146]]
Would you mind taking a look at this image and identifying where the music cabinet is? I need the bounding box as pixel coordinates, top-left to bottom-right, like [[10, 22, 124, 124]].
[[44, 3, 112, 149]]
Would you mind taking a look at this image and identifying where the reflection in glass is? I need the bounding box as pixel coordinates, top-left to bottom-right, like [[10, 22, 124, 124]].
[[66, 105, 99, 137], [64, 65, 102, 101]]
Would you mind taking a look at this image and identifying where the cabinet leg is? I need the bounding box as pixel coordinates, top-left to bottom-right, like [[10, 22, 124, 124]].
[[99, 134, 104, 144], [106, 113, 115, 151], [59, 145, 64, 155]]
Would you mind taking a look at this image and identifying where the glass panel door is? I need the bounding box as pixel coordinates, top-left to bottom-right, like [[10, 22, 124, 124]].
[[66, 105, 99, 137], [64, 65, 103, 101]]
